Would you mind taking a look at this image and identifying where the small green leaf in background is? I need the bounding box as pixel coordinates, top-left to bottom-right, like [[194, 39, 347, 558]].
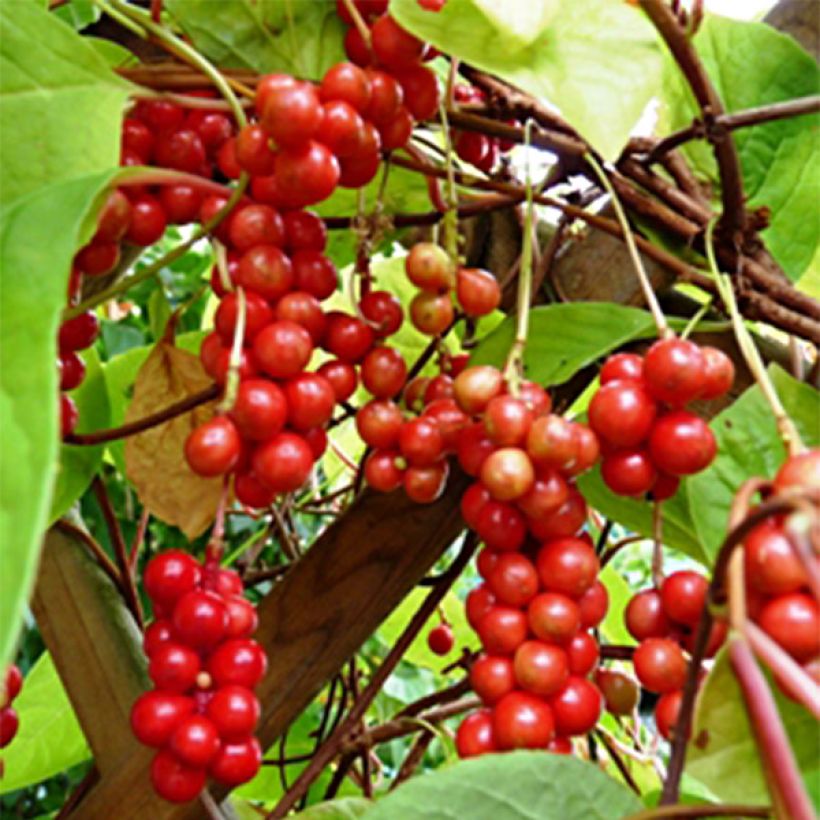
[[0, 2, 132, 202], [686, 646, 820, 810], [470, 303, 655, 386], [391, 0, 663, 160], [0, 171, 121, 667], [49, 348, 111, 523], [660, 14, 820, 281], [686, 365, 820, 563], [598, 564, 633, 647], [362, 751, 642, 819], [165, 0, 346, 79], [0, 653, 90, 795], [295, 798, 372, 820]]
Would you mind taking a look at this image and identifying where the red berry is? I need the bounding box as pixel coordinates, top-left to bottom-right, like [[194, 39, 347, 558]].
[[516, 470, 569, 520], [364, 449, 404, 492], [169, 715, 221, 768], [209, 737, 262, 786], [757, 592, 820, 661], [284, 373, 336, 430], [460, 481, 491, 529], [405, 243, 455, 292], [427, 623, 454, 655], [660, 570, 708, 628], [75, 239, 120, 277], [283, 209, 327, 253], [255, 73, 298, 117], [773, 450, 820, 493], [365, 70, 404, 125], [206, 685, 260, 741], [600, 353, 643, 385], [137, 100, 185, 131], [229, 204, 285, 252], [207, 639, 268, 689], [224, 596, 259, 639], [361, 346, 407, 399], [150, 748, 206, 803], [125, 195, 167, 246], [58, 311, 99, 353], [154, 128, 206, 174], [252, 432, 314, 493], [403, 461, 449, 503], [122, 118, 154, 161], [318, 359, 358, 402], [320, 62, 372, 114], [292, 251, 338, 300], [699, 346, 734, 400], [323, 312, 375, 363], [649, 411, 716, 476], [319, 100, 367, 157], [3, 666, 23, 706], [398, 417, 445, 467], [253, 321, 313, 379], [371, 14, 424, 70], [231, 379, 288, 441], [172, 590, 229, 649], [476, 605, 528, 654], [526, 415, 578, 472], [261, 82, 323, 148], [131, 691, 194, 747], [633, 638, 687, 694], [409, 291, 454, 336], [480, 447, 535, 502], [144, 551, 201, 610], [465, 584, 496, 630], [486, 552, 539, 608], [601, 449, 657, 496], [643, 338, 706, 407], [536, 537, 599, 599], [184, 417, 241, 477], [588, 381, 657, 447], [526, 488, 587, 541], [275, 141, 340, 208], [59, 351, 86, 391], [360, 290, 403, 337], [625, 589, 671, 642], [470, 655, 515, 705], [453, 366, 504, 416], [566, 631, 599, 676], [356, 399, 403, 449], [148, 643, 201, 693], [744, 522, 808, 596], [595, 669, 639, 716], [159, 184, 204, 225], [514, 640, 569, 697], [528, 593, 581, 644], [0, 706, 18, 748], [493, 691, 555, 750], [395, 64, 440, 120], [483, 396, 534, 447], [475, 500, 527, 552], [549, 677, 603, 736], [456, 421, 496, 477], [456, 267, 501, 317], [578, 581, 609, 629], [455, 709, 496, 758], [655, 689, 685, 741]]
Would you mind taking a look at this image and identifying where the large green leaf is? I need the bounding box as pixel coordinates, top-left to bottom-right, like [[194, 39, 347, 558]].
[[661, 15, 820, 281], [686, 366, 820, 563], [164, 0, 345, 79], [0, 171, 119, 667], [470, 303, 655, 387], [49, 348, 111, 522], [295, 798, 372, 819], [0, 2, 132, 202], [362, 751, 642, 819], [0, 652, 90, 795], [686, 646, 819, 809], [391, 0, 664, 160]]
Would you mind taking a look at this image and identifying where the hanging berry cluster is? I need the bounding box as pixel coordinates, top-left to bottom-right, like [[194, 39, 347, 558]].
[[625, 570, 724, 740], [131, 551, 267, 803], [742, 451, 819, 694], [589, 338, 734, 499], [0, 665, 23, 752]]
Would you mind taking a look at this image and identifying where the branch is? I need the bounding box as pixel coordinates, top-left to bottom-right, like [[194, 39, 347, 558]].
[[64, 384, 220, 445], [640, 0, 746, 238], [627, 804, 771, 819]]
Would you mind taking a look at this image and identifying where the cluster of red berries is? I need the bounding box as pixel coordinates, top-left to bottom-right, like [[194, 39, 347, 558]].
[[451, 83, 518, 173], [625, 570, 724, 740], [131, 551, 267, 803], [589, 338, 734, 499], [403, 242, 501, 337], [744, 450, 819, 693], [0, 665, 23, 750]]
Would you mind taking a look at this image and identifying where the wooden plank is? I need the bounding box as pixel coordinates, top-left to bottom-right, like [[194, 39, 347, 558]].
[[75, 473, 470, 817]]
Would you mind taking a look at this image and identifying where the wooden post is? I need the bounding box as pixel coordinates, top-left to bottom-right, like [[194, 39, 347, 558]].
[[41, 472, 469, 817]]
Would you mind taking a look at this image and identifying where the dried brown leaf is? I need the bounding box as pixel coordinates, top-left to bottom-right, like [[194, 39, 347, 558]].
[[124, 338, 220, 539]]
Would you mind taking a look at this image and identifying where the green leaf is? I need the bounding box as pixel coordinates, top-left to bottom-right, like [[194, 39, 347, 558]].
[[391, 0, 664, 160], [0, 652, 90, 795], [470, 303, 655, 386], [0, 2, 132, 202], [164, 0, 345, 79], [0, 171, 120, 667], [661, 15, 820, 280], [49, 348, 111, 522], [578, 468, 705, 565], [362, 751, 642, 819], [599, 564, 633, 647], [686, 646, 819, 809], [686, 365, 820, 563], [52, 0, 100, 30], [296, 798, 372, 819]]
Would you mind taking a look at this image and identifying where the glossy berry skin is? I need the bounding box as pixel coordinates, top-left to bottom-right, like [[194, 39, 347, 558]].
[[371, 14, 425, 70], [465, 585, 496, 631], [252, 432, 314, 493], [144, 551, 202, 610], [405, 242, 455, 292], [655, 690, 684, 741], [364, 449, 404, 492], [601, 449, 657, 497], [125, 196, 167, 247], [261, 83, 322, 148], [3, 666, 23, 706], [578, 581, 609, 629], [215, 291, 275, 345], [318, 360, 358, 402], [395, 64, 440, 120], [323, 313, 375, 363], [0, 706, 18, 748], [252, 321, 313, 379], [319, 100, 366, 157], [356, 400, 403, 450], [148, 643, 201, 693], [403, 462, 449, 503], [588, 381, 657, 447], [514, 640, 569, 697], [549, 677, 603, 736], [699, 347, 734, 400], [476, 605, 528, 655], [422, 398, 467, 450], [320, 62, 372, 114], [633, 638, 687, 694], [274, 141, 340, 208], [566, 632, 599, 676], [231, 379, 288, 441], [360, 290, 403, 337], [427, 623, 454, 656], [75, 240, 120, 277], [526, 489, 587, 542], [744, 522, 808, 596], [527, 593, 581, 645], [460, 482, 491, 529], [456, 421, 496, 477], [480, 447, 535, 502], [486, 553, 539, 608], [483, 396, 534, 447], [131, 691, 195, 747], [470, 655, 515, 705], [595, 669, 639, 716], [643, 338, 706, 407], [209, 737, 262, 786], [474, 501, 527, 552], [150, 749, 207, 803], [361, 347, 407, 399], [757, 592, 820, 661], [172, 591, 228, 650], [184, 417, 241, 477], [600, 353, 643, 385], [409, 291, 454, 336], [206, 685, 260, 741], [235, 472, 277, 509], [492, 691, 555, 750], [169, 715, 221, 768], [517, 470, 570, 521], [292, 251, 338, 300], [456, 267, 501, 317], [625, 589, 671, 641], [284, 373, 336, 431], [649, 411, 716, 476], [456, 709, 497, 758], [525, 415, 578, 472], [207, 639, 268, 689], [236, 246, 293, 301], [660, 571, 708, 628], [224, 596, 259, 640], [536, 537, 599, 599], [58, 311, 100, 353], [453, 366, 504, 416], [398, 417, 444, 467]]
